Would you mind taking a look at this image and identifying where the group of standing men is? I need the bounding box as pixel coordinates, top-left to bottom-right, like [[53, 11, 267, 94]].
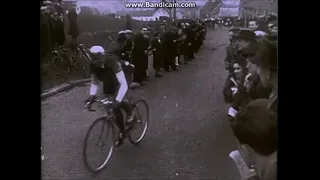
[[118, 19, 207, 86]]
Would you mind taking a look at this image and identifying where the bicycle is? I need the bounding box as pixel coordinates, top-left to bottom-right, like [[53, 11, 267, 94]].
[[82, 85, 149, 173], [51, 44, 91, 74]]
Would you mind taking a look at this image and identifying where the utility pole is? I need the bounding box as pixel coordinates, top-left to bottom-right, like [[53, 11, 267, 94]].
[[173, 0, 177, 19]]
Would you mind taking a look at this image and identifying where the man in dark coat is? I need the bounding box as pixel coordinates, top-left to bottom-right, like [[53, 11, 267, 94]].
[[132, 28, 149, 85], [182, 23, 195, 60], [67, 6, 79, 54], [123, 30, 134, 63], [151, 32, 163, 77], [162, 27, 179, 72], [224, 28, 241, 72]]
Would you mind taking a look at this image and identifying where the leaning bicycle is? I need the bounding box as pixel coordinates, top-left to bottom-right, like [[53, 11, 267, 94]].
[[82, 86, 149, 173]]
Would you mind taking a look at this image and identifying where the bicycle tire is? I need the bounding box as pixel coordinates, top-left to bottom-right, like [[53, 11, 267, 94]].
[[52, 57, 70, 73], [72, 61, 86, 72], [83, 117, 116, 173], [128, 100, 149, 145]]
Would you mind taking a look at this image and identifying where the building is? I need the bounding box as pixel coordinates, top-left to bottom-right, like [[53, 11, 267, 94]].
[[200, 0, 222, 18], [240, 0, 277, 18], [219, 0, 240, 17], [116, 7, 171, 21]]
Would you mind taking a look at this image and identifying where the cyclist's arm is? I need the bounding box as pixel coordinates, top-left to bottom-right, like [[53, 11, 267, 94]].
[[109, 58, 128, 102], [89, 74, 99, 96], [115, 71, 128, 102]]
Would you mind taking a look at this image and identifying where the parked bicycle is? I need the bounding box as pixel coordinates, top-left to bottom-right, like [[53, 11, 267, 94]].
[[82, 85, 149, 173], [51, 44, 91, 74]]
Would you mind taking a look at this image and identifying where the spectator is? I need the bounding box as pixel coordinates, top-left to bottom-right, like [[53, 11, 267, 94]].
[[230, 99, 277, 180], [223, 60, 247, 104], [151, 32, 163, 78], [163, 27, 179, 72], [123, 30, 134, 63], [224, 28, 240, 71], [248, 36, 277, 112], [132, 28, 149, 85], [67, 6, 79, 54]]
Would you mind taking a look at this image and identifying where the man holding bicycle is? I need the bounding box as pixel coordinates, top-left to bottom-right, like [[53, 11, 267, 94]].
[[85, 31, 135, 146]]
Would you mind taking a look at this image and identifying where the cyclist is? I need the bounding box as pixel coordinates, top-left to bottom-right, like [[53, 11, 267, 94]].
[[85, 31, 135, 146]]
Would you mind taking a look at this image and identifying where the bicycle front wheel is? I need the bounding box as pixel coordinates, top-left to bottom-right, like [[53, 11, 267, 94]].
[[52, 57, 70, 73], [83, 117, 115, 173], [128, 100, 149, 145]]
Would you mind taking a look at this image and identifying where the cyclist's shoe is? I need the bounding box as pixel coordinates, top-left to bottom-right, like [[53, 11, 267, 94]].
[[115, 133, 124, 147]]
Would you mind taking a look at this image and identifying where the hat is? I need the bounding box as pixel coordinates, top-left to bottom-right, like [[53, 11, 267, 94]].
[[118, 31, 126, 34], [249, 37, 277, 70], [235, 29, 256, 41]]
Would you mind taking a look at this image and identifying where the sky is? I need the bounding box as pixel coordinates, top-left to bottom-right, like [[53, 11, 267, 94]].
[[72, 0, 208, 13]]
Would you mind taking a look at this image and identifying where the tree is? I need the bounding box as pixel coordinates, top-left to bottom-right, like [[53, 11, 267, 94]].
[[125, 14, 132, 30]]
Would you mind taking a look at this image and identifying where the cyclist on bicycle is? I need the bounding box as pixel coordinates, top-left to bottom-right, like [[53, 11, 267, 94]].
[[86, 31, 134, 146]]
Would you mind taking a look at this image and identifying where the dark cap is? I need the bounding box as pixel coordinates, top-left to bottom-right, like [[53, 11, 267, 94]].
[[249, 37, 277, 70], [235, 29, 256, 41]]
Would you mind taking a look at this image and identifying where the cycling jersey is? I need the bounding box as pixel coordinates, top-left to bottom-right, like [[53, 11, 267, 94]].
[[90, 41, 123, 95]]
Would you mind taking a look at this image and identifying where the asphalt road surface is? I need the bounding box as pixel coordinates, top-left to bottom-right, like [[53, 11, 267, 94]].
[[41, 29, 240, 180]]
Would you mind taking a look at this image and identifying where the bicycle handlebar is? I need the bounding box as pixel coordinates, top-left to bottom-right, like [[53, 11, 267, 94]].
[[84, 98, 113, 112]]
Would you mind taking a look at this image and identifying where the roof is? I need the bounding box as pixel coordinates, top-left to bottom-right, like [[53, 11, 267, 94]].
[[221, 0, 240, 8]]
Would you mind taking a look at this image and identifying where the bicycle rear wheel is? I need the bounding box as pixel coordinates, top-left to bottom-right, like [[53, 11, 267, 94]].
[[128, 100, 149, 145], [83, 117, 115, 173]]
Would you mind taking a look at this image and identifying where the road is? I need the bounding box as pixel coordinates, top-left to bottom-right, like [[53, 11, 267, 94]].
[[41, 29, 240, 180]]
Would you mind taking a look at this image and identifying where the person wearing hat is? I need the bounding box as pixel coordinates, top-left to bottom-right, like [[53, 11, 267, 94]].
[[132, 27, 149, 85], [234, 29, 258, 58], [122, 30, 133, 63], [162, 26, 179, 72], [247, 36, 277, 113], [183, 22, 196, 61], [86, 33, 136, 146], [151, 32, 164, 77]]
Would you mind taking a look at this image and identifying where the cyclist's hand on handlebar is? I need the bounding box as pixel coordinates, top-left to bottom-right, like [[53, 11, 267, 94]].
[[111, 100, 121, 109]]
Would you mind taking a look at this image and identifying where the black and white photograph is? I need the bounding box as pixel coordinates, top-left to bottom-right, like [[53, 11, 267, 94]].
[[40, 0, 278, 179]]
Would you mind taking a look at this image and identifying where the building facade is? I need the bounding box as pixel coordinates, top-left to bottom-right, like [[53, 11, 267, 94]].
[[240, 0, 277, 19]]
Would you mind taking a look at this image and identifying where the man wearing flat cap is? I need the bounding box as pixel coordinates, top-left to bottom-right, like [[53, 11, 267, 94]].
[[247, 36, 277, 113], [234, 29, 258, 59], [123, 30, 133, 63]]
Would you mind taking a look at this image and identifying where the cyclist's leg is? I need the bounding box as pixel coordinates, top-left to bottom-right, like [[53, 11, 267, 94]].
[[113, 108, 125, 133], [119, 97, 134, 122]]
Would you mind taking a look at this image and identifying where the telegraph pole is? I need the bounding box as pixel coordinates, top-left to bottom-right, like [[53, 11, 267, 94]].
[[173, 0, 177, 19]]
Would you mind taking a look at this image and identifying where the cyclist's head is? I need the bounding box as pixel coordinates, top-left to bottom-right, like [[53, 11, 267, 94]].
[[89, 46, 105, 60], [117, 31, 126, 43]]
